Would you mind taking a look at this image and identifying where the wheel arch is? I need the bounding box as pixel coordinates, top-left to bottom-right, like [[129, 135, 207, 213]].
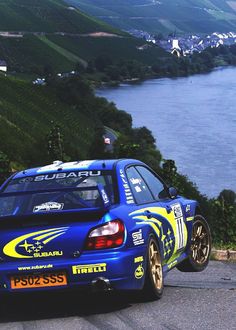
[[177, 214, 212, 272], [195, 204, 203, 216], [141, 232, 164, 300], [147, 228, 165, 263]]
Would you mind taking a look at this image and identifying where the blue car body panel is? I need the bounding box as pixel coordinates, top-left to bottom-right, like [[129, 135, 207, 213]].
[[0, 159, 198, 293]]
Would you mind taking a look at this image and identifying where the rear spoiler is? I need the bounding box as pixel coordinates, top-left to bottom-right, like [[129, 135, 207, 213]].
[[0, 209, 107, 229]]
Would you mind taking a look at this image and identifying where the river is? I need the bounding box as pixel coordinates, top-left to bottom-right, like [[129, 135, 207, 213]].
[[96, 67, 236, 198]]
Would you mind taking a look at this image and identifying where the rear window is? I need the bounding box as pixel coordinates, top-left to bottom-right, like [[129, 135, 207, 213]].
[[0, 171, 115, 217]]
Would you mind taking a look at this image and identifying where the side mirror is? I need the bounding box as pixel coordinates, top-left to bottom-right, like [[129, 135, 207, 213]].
[[168, 187, 178, 199]]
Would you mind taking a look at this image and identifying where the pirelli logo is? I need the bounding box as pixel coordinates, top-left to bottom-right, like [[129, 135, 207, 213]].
[[72, 263, 107, 275]]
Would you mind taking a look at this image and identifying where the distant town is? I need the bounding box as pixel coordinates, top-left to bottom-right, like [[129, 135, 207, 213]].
[[129, 30, 236, 57]]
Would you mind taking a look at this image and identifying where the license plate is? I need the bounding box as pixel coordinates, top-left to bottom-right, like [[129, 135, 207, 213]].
[[10, 272, 67, 289]]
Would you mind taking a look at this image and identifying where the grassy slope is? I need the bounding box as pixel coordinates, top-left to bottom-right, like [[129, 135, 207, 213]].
[[67, 0, 236, 34], [0, 0, 168, 73], [47, 35, 170, 64], [0, 75, 97, 165], [0, 33, 168, 73], [0, 0, 169, 166], [0, 35, 75, 72], [37, 35, 87, 66], [0, 0, 120, 34]]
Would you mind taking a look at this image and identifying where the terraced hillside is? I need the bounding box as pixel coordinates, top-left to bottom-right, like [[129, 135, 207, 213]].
[[0, 35, 76, 73], [67, 0, 236, 34], [0, 0, 171, 170], [0, 0, 168, 73], [0, 0, 118, 33], [0, 75, 98, 166], [0, 34, 168, 73], [46, 34, 168, 65]]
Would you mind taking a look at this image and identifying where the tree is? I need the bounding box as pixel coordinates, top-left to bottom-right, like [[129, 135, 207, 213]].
[[126, 60, 145, 79], [47, 124, 64, 161], [113, 136, 141, 159], [105, 65, 120, 81], [133, 127, 156, 147], [56, 76, 93, 106], [113, 126, 161, 170], [162, 159, 177, 183], [0, 151, 11, 184], [211, 190, 236, 244], [218, 190, 236, 206], [44, 64, 54, 78], [95, 55, 113, 72], [86, 60, 96, 74], [75, 61, 86, 74], [88, 125, 106, 158]]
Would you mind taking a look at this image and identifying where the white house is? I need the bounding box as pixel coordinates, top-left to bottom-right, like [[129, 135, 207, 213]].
[[171, 40, 182, 57], [172, 39, 181, 50], [0, 60, 7, 72]]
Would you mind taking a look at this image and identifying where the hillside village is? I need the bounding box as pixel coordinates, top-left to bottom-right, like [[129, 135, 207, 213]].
[[129, 30, 236, 56]]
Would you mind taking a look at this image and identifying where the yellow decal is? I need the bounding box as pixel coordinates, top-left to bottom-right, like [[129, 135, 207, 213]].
[[167, 260, 178, 269], [186, 216, 194, 221], [130, 206, 188, 260], [134, 256, 144, 263], [3, 227, 68, 259], [135, 264, 144, 279], [72, 263, 107, 275], [136, 219, 161, 237]]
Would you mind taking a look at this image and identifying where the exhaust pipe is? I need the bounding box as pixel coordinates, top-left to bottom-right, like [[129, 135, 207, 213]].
[[91, 277, 112, 292]]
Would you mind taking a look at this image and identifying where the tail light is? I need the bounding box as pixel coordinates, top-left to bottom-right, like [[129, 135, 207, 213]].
[[85, 220, 125, 250]]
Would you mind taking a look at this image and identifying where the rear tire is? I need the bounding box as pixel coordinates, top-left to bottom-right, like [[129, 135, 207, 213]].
[[177, 215, 211, 272], [141, 236, 164, 300]]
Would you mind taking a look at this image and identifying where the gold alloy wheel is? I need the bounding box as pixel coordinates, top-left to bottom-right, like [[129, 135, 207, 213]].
[[149, 240, 163, 290], [191, 220, 210, 264]]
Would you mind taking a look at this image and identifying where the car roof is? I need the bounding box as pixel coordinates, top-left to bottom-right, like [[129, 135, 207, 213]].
[[13, 159, 145, 179]]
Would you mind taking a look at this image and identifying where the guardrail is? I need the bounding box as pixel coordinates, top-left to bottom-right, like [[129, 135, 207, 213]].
[[211, 249, 236, 261]]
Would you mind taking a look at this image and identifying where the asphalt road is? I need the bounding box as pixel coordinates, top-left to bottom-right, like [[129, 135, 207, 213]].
[[0, 261, 235, 330]]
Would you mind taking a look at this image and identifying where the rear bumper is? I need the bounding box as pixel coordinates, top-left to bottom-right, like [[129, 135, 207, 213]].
[[0, 245, 147, 293]]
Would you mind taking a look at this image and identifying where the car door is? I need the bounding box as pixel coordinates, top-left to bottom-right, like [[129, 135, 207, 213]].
[[161, 199, 187, 255], [133, 166, 188, 262]]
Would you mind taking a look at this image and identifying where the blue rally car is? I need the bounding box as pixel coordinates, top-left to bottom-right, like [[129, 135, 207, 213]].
[[0, 159, 211, 299]]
